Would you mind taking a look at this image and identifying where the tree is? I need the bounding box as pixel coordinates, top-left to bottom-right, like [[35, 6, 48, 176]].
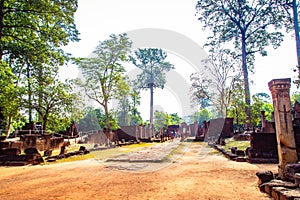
[[78, 107, 101, 132], [129, 87, 143, 125], [0, 61, 23, 136], [0, 0, 79, 61], [153, 111, 168, 132], [0, 1, 79, 133], [169, 113, 182, 125], [201, 45, 239, 117], [76, 33, 131, 135], [227, 76, 247, 128], [196, 0, 294, 123], [116, 83, 143, 126], [251, 93, 273, 127], [30, 77, 77, 132], [130, 48, 174, 136], [190, 72, 212, 109], [94, 108, 119, 131], [191, 109, 212, 124]]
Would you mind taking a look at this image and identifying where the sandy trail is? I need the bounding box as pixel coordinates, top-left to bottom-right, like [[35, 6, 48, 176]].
[[0, 142, 276, 200]]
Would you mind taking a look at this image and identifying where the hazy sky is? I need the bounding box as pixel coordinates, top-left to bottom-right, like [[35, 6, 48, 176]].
[[62, 0, 299, 118]]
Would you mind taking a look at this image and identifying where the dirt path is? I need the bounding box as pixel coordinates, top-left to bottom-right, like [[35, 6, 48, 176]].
[[0, 142, 277, 200]]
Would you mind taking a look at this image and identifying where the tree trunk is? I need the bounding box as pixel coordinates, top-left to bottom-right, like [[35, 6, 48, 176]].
[[5, 114, 12, 139], [104, 99, 111, 144], [149, 83, 154, 138], [241, 33, 251, 125], [27, 64, 32, 122], [0, 0, 4, 60], [293, 0, 300, 75]]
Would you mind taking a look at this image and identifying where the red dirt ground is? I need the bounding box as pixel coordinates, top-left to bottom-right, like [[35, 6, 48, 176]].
[[0, 142, 276, 200]]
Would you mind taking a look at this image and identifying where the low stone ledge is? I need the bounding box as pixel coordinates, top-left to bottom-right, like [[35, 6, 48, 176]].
[[260, 180, 297, 194]]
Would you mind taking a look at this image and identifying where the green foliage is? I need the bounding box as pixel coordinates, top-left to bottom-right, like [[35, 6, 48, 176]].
[[0, 0, 79, 63], [0, 61, 24, 134], [0, 1, 79, 135], [195, 0, 295, 121], [78, 107, 101, 132], [251, 93, 273, 127], [116, 80, 143, 126], [29, 74, 79, 131], [224, 138, 250, 151], [169, 113, 182, 125], [76, 33, 131, 131], [153, 111, 182, 132], [130, 48, 174, 89], [191, 109, 211, 124], [227, 77, 247, 126], [292, 92, 300, 105], [94, 109, 119, 131], [153, 111, 169, 131]]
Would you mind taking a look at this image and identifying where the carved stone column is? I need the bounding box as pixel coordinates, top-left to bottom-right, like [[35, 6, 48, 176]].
[[268, 78, 298, 179]]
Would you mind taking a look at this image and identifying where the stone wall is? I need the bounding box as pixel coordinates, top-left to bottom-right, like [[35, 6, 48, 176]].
[[0, 135, 64, 151], [247, 132, 278, 163]]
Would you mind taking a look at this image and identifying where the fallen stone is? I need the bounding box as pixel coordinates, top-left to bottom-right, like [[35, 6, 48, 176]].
[[273, 186, 300, 200], [3, 148, 21, 156], [236, 150, 245, 157], [260, 179, 297, 195], [285, 163, 300, 181], [4, 161, 29, 166], [44, 149, 52, 157], [24, 147, 39, 155], [256, 170, 274, 185]]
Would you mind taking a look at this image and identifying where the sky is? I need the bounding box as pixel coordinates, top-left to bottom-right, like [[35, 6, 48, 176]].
[[62, 0, 299, 119]]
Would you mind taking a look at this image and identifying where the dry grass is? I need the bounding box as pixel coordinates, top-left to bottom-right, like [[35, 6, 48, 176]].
[[224, 138, 250, 151]]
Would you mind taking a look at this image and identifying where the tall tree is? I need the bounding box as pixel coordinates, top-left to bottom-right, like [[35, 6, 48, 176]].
[[0, 1, 79, 132], [190, 72, 212, 109], [76, 34, 131, 135], [191, 108, 212, 124], [153, 111, 168, 132], [0, 0, 79, 61], [116, 83, 143, 126], [0, 61, 23, 136], [227, 76, 247, 127], [30, 76, 77, 132], [202, 45, 239, 117], [131, 48, 174, 136], [196, 0, 294, 123]]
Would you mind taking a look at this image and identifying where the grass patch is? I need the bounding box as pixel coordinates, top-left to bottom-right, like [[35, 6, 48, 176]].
[[224, 138, 250, 151], [120, 142, 155, 153], [163, 142, 187, 162], [43, 154, 94, 165], [91, 148, 125, 160], [91, 142, 156, 160]]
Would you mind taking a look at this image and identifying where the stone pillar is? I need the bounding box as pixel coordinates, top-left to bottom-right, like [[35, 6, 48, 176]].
[[268, 78, 298, 179]]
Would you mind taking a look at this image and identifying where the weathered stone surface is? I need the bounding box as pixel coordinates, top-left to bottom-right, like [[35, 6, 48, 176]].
[[273, 187, 300, 200], [24, 147, 39, 155], [256, 170, 274, 185], [235, 157, 246, 162], [269, 78, 299, 179], [231, 147, 237, 154], [79, 146, 86, 152], [4, 161, 29, 166], [43, 149, 52, 157], [260, 179, 297, 195], [59, 146, 66, 155], [3, 148, 21, 155], [285, 163, 300, 181], [235, 150, 245, 156]]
